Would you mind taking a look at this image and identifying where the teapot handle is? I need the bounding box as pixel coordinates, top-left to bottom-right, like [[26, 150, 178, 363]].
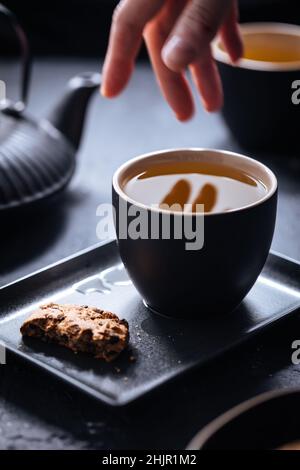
[[0, 4, 31, 112]]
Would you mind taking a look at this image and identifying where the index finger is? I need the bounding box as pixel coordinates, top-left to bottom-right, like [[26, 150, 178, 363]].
[[101, 0, 164, 97]]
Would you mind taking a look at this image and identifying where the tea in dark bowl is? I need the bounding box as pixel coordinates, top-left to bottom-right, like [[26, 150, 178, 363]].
[[123, 160, 267, 214], [242, 31, 300, 63], [113, 148, 277, 317], [213, 23, 300, 152]]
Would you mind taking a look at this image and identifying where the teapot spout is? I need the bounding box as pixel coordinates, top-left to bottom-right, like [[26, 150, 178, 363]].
[[46, 72, 101, 149]]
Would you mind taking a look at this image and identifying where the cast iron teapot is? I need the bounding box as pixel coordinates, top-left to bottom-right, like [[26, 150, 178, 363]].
[[0, 4, 101, 213]]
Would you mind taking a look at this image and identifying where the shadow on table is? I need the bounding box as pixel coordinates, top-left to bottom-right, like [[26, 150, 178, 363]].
[[0, 190, 82, 277]]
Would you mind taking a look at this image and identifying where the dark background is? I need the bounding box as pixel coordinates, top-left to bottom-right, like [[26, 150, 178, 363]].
[[0, 0, 300, 57]]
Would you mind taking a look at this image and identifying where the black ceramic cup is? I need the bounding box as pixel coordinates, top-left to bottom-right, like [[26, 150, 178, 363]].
[[213, 23, 300, 153], [187, 388, 300, 450], [112, 149, 277, 318]]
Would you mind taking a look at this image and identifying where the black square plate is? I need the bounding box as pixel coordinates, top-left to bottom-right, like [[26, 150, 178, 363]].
[[0, 240, 299, 406]]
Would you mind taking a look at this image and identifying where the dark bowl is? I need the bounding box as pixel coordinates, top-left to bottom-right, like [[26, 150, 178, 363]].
[[187, 388, 300, 450], [112, 148, 277, 318], [213, 23, 300, 154]]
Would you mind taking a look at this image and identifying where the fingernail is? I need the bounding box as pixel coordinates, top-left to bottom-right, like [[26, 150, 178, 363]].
[[162, 35, 196, 69], [101, 82, 114, 98], [100, 83, 108, 97], [100, 61, 109, 96], [175, 113, 187, 122], [202, 101, 210, 112], [229, 52, 240, 65], [231, 56, 242, 66]]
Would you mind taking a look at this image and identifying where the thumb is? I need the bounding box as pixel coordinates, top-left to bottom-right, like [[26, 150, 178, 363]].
[[162, 0, 230, 71]]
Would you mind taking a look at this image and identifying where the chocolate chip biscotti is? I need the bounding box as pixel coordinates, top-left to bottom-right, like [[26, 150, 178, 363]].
[[20, 303, 129, 362]]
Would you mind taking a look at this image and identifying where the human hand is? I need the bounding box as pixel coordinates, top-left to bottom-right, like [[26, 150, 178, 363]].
[[101, 0, 243, 120]]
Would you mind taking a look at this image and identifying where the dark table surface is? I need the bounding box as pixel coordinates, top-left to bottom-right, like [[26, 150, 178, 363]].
[[0, 58, 299, 450]]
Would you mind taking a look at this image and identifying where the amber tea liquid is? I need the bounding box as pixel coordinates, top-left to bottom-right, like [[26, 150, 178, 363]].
[[242, 31, 300, 63], [123, 161, 267, 214]]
